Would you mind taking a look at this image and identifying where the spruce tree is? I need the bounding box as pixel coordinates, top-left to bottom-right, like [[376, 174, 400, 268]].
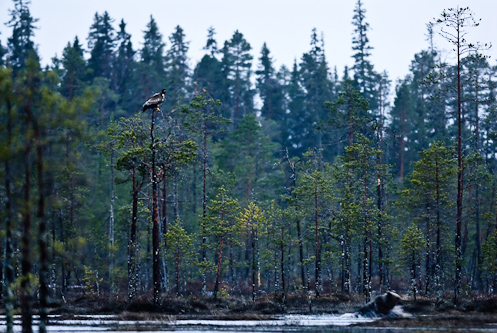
[[221, 30, 254, 126], [6, 0, 39, 73], [166, 25, 190, 108], [256, 43, 284, 123], [193, 27, 224, 101], [286, 60, 306, 156], [60, 36, 86, 100], [113, 19, 135, 109], [137, 16, 166, 104], [299, 29, 332, 152], [389, 78, 415, 178], [87, 11, 116, 81], [0, 39, 7, 66], [351, 0, 378, 114], [141, 16, 166, 76]]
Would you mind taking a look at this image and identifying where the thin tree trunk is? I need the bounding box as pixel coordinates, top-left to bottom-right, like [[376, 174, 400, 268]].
[[128, 167, 142, 299], [285, 149, 305, 291], [175, 241, 180, 296], [363, 156, 371, 303], [214, 236, 224, 299], [425, 202, 431, 295], [280, 223, 286, 305], [201, 105, 208, 295], [474, 74, 482, 290], [21, 106, 33, 333], [109, 149, 115, 293], [4, 98, 14, 333], [376, 125, 384, 293], [162, 173, 169, 293], [151, 108, 161, 304], [435, 155, 443, 305], [252, 228, 257, 302], [455, 24, 463, 305], [32, 109, 48, 333], [314, 178, 321, 297]]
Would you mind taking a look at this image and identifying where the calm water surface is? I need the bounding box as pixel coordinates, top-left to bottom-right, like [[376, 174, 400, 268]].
[[2, 313, 497, 332]]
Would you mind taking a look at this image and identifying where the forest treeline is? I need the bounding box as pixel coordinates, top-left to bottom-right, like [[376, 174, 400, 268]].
[[1, 0, 497, 331]]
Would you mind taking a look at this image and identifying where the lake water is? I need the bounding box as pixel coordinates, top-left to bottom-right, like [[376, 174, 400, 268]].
[[2, 312, 497, 332]]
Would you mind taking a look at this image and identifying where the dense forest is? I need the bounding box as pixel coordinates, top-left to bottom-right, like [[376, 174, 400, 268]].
[[1, 0, 497, 331]]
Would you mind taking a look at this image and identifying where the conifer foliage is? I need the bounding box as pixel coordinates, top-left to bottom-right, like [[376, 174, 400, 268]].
[[1, 2, 497, 330]]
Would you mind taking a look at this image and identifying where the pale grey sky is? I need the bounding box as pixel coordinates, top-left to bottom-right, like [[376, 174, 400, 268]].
[[1, 0, 496, 87]]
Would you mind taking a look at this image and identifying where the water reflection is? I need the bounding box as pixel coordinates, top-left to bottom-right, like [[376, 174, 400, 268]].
[[1, 314, 497, 332]]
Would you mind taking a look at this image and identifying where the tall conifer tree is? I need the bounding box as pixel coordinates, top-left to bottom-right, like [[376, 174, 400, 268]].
[[6, 0, 38, 73], [87, 11, 116, 81], [351, 0, 378, 114]]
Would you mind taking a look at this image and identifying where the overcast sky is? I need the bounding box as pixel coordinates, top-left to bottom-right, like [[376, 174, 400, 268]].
[[1, 0, 496, 88]]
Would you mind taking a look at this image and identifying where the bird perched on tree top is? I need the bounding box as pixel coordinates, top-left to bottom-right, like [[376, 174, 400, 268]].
[[142, 89, 166, 112]]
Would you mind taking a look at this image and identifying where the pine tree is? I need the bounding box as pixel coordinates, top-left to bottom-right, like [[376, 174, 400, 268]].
[[433, 6, 490, 304], [238, 202, 266, 302], [404, 141, 457, 302], [293, 151, 334, 297], [203, 187, 240, 298], [401, 225, 425, 300], [183, 91, 230, 294], [165, 218, 196, 296]]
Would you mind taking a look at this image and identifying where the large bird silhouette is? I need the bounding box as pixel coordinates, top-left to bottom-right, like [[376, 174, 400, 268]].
[[142, 89, 166, 112]]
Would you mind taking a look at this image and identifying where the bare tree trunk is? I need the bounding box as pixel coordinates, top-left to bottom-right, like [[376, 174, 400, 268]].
[[151, 108, 161, 304], [285, 149, 305, 290], [425, 203, 431, 295], [201, 106, 208, 295], [314, 178, 321, 297], [474, 75, 482, 290], [175, 241, 180, 296], [252, 229, 257, 302], [280, 223, 286, 305], [4, 98, 15, 333], [435, 155, 443, 305], [363, 157, 371, 303], [109, 149, 115, 293], [214, 236, 224, 299], [376, 125, 384, 293], [31, 107, 48, 333], [455, 25, 463, 305], [128, 167, 142, 299], [162, 174, 169, 293], [21, 106, 33, 333]]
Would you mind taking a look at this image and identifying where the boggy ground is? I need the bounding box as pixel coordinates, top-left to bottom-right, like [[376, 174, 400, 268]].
[[47, 292, 497, 318], [49, 292, 364, 318], [4, 292, 497, 329]]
